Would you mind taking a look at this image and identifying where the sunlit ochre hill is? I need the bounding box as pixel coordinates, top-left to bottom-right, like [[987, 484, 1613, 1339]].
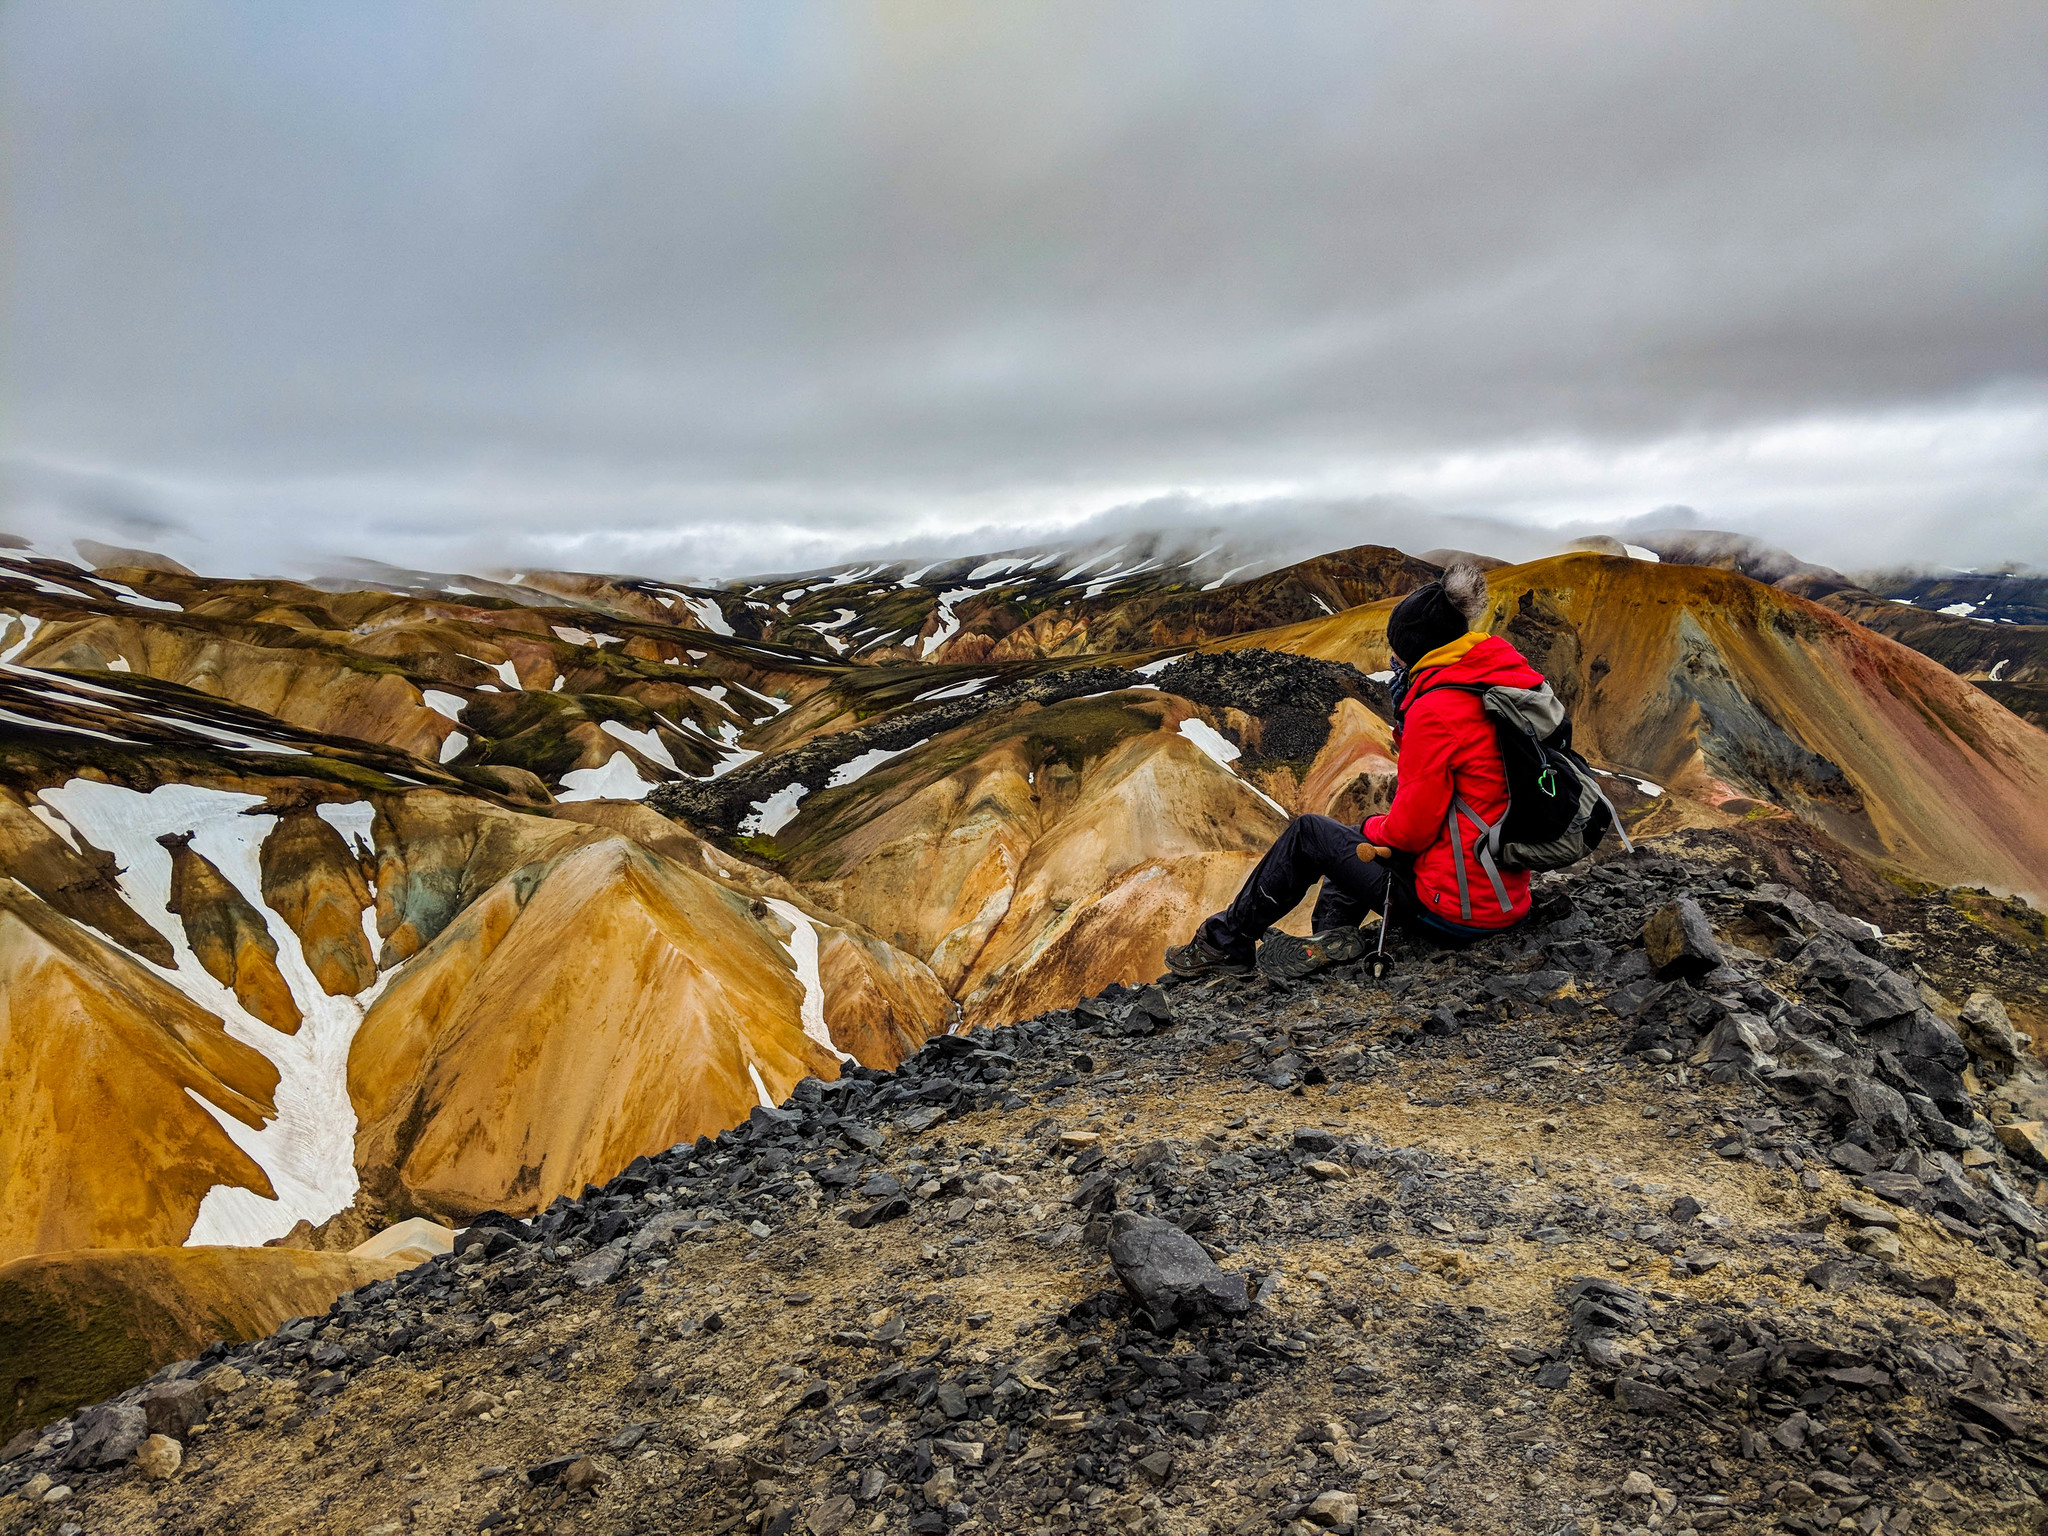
[[4, 532, 2047, 1423]]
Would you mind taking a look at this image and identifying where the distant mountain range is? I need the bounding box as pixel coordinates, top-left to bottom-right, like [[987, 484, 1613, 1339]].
[[3, 522, 2046, 1446]]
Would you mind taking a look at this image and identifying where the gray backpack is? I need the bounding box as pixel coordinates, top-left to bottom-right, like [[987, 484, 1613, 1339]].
[[1436, 682, 1632, 921]]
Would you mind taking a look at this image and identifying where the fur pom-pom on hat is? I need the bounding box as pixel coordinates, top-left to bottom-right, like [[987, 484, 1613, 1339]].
[[1387, 564, 1490, 665]]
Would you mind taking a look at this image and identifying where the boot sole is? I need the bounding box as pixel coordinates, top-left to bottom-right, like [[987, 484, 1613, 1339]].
[[1257, 927, 1369, 981], [1165, 956, 1254, 978]]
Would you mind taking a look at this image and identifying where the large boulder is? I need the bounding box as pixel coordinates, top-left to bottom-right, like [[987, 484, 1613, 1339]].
[[62, 1403, 146, 1470], [1959, 992, 2025, 1067], [1743, 884, 1878, 953], [1106, 1214, 1250, 1321], [1796, 936, 1971, 1123], [1796, 936, 1922, 1027], [1642, 899, 1723, 980]]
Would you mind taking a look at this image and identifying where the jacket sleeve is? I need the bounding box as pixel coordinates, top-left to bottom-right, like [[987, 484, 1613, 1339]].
[[1363, 695, 1458, 852]]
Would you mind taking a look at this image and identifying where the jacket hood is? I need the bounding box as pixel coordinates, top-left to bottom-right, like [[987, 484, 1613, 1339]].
[[1409, 632, 1544, 691]]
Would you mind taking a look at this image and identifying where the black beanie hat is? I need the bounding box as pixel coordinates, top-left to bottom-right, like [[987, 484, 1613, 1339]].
[[1387, 583, 1466, 665], [1386, 565, 1489, 665]]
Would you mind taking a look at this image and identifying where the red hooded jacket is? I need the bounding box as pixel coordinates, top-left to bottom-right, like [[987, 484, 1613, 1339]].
[[1362, 632, 1546, 929]]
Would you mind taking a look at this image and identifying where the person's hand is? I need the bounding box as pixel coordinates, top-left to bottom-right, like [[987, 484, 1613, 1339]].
[[1356, 842, 1394, 862]]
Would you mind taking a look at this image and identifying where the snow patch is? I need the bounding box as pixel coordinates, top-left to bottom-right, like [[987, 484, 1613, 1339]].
[[422, 689, 467, 721], [88, 576, 183, 611], [492, 659, 521, 689], [705, 746, 761, 780], [152, 714, 312, 756], [1133, 654, 1185, 678], [29, 800, 81, 850], [1939, 602, 1978, 618], [37, 780, 390, 1247], [1177, 718, 1289, 815], [746, 1060, 775, 1110], [557, 751, 659, 802], [677, 595, 734, 636], [1990, 658, 2010, 681], [1200, 563, 1255, 592], [732, 680, 790, 714], [315, 800, 377, 857], [1084, 558, 1159, 598], [0, 562, 82, 598], [1624, 545, 1662, 563], [914, 674, 994, 702], [739, 782, 808, 836], [826, 738, 928, 788], [1062, 545, 1125, 581], [762, 898, 849, 1062], [1, 613, 43, 663], [600, 719, 679, 771], [921, 588, 977, 658], [437, 731, 469, 764], [1177, 716, 1241, 765], [0, 707, 138, 744], [898, 561, 940, 588], [552, 626, 620, 648]]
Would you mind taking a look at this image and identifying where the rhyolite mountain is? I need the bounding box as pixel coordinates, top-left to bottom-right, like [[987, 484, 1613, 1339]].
[[2, 526, 2046, 1532]]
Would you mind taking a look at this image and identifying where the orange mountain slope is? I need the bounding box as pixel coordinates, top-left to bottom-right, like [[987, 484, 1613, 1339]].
[[0, 883, 280, 1264]]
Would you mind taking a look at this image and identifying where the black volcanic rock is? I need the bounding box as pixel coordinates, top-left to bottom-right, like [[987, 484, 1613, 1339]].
[[1106, 1213, 1250, 1321]]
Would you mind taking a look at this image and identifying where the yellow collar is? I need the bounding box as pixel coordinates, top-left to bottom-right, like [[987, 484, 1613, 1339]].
[[1408, 631, 1490, 675]]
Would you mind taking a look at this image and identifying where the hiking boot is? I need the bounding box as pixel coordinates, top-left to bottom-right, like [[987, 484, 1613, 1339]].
[[1257, 926, 1369, 981], [1164, 937, 1254, 978]]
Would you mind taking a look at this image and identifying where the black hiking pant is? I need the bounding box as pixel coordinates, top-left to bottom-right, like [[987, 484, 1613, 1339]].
[[1196, 814, 1397, 962]]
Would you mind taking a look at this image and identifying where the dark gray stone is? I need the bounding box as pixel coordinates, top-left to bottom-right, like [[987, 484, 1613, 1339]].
[[566, 1247, 624, 1290], [63, 1404, 147, 1470], [1797, 937, 1921, 1026], [141, 1380, 206, 1442], [1614, 1377, 1685, 1415], [1106, 1213, 1250, 1319], [1643, 899, 1723, 980]]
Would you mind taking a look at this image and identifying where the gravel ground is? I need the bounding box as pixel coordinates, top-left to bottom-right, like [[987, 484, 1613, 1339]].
[[6, 833, 2046, 1536]]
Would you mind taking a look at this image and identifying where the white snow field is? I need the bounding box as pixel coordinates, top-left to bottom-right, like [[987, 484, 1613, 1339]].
[[557, 752, 660, 802], [37, 780, 393, 1247], [739, 782, 808, 836], [825, 738, 929, 789], [762, 898, 849, 1062]]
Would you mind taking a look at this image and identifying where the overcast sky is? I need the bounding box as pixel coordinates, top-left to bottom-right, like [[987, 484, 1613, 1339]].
[[3, 2, 2043, 581]]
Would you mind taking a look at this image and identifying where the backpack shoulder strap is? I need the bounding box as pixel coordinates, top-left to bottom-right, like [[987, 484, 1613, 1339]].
[[1445, 795, 1513, 921]]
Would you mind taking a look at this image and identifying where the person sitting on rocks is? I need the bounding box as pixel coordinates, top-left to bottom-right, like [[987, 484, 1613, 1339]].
[[1165, 565, 1543, 978]]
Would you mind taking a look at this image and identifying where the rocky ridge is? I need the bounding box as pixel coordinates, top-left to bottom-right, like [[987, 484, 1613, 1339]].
[[7, 833, 2046, 1536], [651, 653, 1379, 839]]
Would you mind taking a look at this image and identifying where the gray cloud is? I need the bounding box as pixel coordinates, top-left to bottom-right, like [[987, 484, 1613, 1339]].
[[3, 1, 2043, 580]]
